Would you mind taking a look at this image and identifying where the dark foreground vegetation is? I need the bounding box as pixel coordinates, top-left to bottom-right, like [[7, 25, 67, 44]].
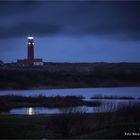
[[0, 95, 101, 112], [47, 102, 140, 139], [0, 62, 140, 89], [0, 102, 140, 139]]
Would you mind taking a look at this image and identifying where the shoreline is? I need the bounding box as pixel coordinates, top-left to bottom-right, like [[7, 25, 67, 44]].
[[0, 95, 101, 112], [0, 85, 140, 91]]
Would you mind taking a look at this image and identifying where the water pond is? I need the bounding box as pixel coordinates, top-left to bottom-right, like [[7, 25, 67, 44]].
[[0, 87, 140, 115]]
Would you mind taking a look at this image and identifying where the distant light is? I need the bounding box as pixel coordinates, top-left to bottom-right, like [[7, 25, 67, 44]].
[[28, 42, 31, 45], [28, 36, 34, 40], [27, 107, 34, 115]]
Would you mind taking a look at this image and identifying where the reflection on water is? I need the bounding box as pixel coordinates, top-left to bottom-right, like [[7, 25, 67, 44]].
[[8, 100, 139, 115], [9, 106, 92, 115], [27, 107, 34, 115]]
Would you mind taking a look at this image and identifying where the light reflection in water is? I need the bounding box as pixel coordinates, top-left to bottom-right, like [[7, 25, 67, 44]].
[[27, 107, 34, 115], [5, 100, 139, 115]]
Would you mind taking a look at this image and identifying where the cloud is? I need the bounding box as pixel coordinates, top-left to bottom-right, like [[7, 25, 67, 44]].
[[0, 1, 140, 40], [0, 22, 61, 38], [0, 1, 40, 17], [81, 21, 140, 41]]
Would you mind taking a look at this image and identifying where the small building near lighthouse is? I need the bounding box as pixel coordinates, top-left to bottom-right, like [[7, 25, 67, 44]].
[[17, 36, 44, 66]]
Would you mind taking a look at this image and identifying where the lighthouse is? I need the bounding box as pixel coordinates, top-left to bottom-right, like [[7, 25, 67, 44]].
[[27, 36, 34, 62], [17, 36, 44, 66]]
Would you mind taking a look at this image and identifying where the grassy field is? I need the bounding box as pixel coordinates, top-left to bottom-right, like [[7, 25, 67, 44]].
[[0, 114, 140, 139], [0, 115, 50, 139], [1, 62, 140, 89], [78, 122, 140, 139]]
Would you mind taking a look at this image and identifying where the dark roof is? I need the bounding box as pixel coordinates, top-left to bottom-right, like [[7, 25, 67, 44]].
[[34, 58, 43, 62], [17, 59, 29, 64], [17, 58, 43, 65]]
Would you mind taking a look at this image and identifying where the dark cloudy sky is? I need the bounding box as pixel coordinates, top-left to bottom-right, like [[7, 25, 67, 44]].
[[0, 0, 140, 63]]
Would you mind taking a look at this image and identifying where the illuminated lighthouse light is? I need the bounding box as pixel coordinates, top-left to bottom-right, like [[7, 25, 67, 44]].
[[28, 42, 34, 45], [28, 36, 34, 40]]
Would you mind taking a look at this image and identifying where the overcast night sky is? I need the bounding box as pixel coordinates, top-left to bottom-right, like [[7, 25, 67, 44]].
[[0, 0, 140, 63]]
